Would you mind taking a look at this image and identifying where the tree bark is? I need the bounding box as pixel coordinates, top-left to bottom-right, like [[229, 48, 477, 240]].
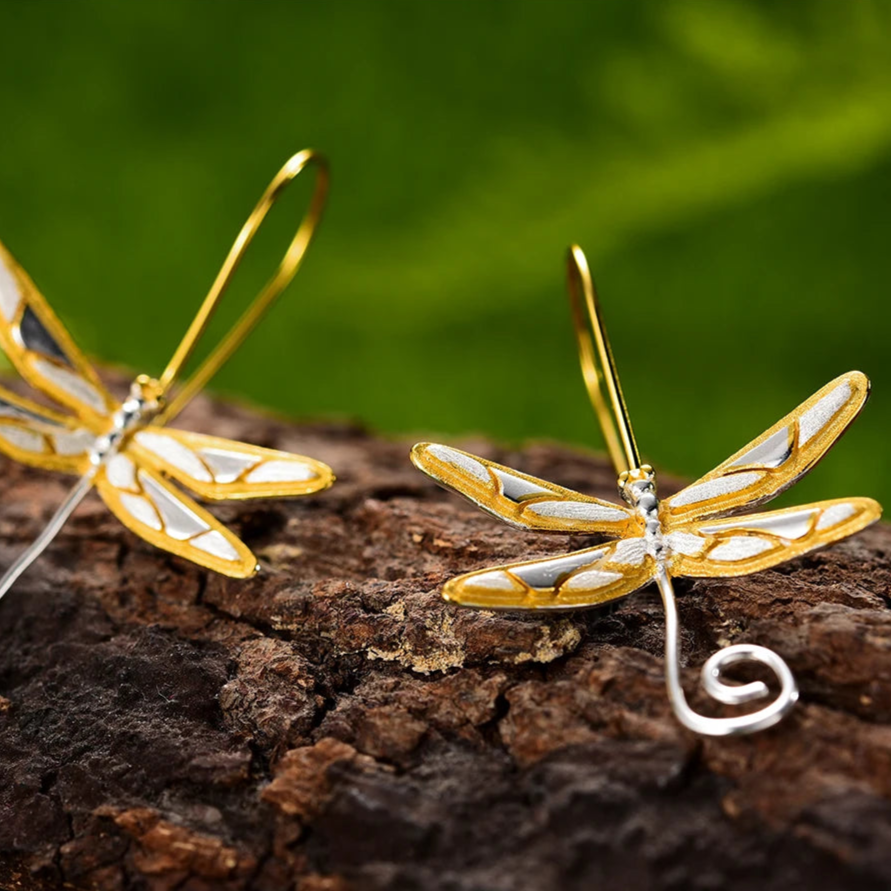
[[0, 383, 889, 890]]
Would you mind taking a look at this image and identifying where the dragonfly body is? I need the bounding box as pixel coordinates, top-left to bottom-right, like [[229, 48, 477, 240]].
[[0, 151, 334, 596], [0, 270, 335, 593], [87, 378, 160, 472], [412, 378, 879, 734], [621, 466, 667, 564], [410, 246, 882, 736]]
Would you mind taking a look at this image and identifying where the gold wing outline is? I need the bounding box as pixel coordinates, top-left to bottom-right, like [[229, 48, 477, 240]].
[[664, 372, 870, 523], [411, 442, 637, 537], [95, 452, 258, 578], [665, 497, 881, 578], [0, 240, 116, 427], [443, 537, 655, 610], [0, 383, 94, 474], [126, 428, 335, 500]]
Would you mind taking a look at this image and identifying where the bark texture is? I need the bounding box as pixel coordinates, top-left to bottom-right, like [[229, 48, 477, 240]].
[[0, 384, 889, 890]]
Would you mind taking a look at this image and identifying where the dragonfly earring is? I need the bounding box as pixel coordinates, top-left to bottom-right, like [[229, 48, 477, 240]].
[[411, 245, 881, 737], [0, 149, 335, 597]]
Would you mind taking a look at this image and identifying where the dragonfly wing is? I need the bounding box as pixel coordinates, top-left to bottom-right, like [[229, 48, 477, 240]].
[[0, 241, 116, 426], [411, 442, 636, 536], [665, 372, 870, 522], [442, 537, 655, 610], [666, 497, 881, 578], [127, 428, 334, 500], [0, 383, 95, 473], [95, 451, 258, 577]]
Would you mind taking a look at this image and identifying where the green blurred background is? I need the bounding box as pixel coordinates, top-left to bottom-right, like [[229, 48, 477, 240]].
[[0, 0, 889, 505]]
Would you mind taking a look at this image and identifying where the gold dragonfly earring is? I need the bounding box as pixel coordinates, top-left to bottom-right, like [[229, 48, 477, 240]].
[[0, 149, 334, 596], [411, 245, 881, 737]]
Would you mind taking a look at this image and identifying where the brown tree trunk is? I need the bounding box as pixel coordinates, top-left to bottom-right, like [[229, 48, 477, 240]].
[[0, 383, 889, 891]]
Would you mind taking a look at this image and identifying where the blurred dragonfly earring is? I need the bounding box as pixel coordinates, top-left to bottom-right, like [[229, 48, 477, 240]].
[[0, 149, 335, 596], [411, 245, 881, 737]]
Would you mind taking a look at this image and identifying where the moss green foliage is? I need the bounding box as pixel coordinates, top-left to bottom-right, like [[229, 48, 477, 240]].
[[0, 0, 889, 503]]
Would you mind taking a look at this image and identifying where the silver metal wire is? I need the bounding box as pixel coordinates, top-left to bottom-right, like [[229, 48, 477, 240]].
[[655, 566, 799, 736], [0, 473, 95, 600]]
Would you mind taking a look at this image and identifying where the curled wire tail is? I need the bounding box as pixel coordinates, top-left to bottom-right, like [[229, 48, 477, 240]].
[[656, 567, 798, 736]]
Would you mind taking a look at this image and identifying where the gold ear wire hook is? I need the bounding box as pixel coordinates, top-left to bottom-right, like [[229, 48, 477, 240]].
[[566, 244, 640, 474], [156, 149, 329, 424]]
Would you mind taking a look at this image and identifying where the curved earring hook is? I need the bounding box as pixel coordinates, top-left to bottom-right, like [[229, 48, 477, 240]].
[[156, 149, 329, 423], [566, 245, 639, 475], [656, 567, 799, 735]]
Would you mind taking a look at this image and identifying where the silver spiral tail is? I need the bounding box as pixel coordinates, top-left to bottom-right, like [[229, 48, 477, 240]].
[[656, 567, 799, 736]]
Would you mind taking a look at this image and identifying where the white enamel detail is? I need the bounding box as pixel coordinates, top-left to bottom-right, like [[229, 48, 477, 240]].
[[199, 447, 261, 483], [0, 260, 21, 321], [191, 530, 240, 561], [611, 537, 648, 566], [525, 500, 629, 523], [119, 493, 162, 531], [427, 445, 489, 483], [798, 381, 851, 447], [816, 503, 857, 531], [464, 570, 519, 592], [246, 459, 317, 484], [135, 431, 212, 482], [106, 454, 137, 490], [138, 471, 209, 540], [708, 536, 775, 562], [665, 531, 708, 557], [52, 429, 94, 456], [512, 549, 607, 590], [701, 508, 817, 542], [31, 358, 107, 414], [0, 424, 44, 452], [670, 471, 763, 508], [730, 427, 793, 469], [562, 568, 624, 591], [491, 467, 552, 501]]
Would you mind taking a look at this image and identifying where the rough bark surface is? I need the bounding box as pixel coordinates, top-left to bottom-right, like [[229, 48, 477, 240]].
[[0, 382, 889, 891]]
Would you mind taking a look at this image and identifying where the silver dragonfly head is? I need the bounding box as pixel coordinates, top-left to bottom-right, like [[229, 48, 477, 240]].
[[618, 464, 657, 508], [123, 374, 166, 426], [90, 375, 166, 467]]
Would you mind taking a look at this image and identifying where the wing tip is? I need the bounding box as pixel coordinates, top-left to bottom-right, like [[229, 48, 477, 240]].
[[410, 441, 432, 461], [225, 558, 261, 580], [411, 442, 441, 473], [857, 496, 883, 524], [837, 370, 871, 401], [441, 576, 478, 607], [314, 463, 336, 492]]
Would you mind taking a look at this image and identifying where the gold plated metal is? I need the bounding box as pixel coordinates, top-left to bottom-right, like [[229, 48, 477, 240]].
[[411, 246, 882, 736], [567, 245, 639, 473], [0, 150, 334, 595], [158, 149, 329, 423]]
